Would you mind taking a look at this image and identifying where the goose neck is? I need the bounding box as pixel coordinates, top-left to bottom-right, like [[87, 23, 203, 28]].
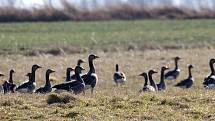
[[9, 72, 13, 83], [45, 72, 51, 86], [89, 59, 95, 73], [210, 61, 215, 75]]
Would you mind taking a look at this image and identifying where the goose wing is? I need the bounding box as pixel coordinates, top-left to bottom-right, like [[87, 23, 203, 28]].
[[15, 82, 30, 91], [114, 72, 125, 80], [165, 69, 179, 80], [83, 73, 98, 87], [175, 78, 193, 88], [52, 81, 80, 91], [203, 76, 215, 87]]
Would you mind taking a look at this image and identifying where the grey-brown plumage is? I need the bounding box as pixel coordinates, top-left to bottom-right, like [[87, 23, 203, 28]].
[[35, 69, 55, 94], [16, 64, 41, 93]]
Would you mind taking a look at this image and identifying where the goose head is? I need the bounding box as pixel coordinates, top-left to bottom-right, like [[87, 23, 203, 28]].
[[139, 72, 147, 78], [32, 64, 42, 71], [161, 66, 169, 71], [188, 64, 194, 69], [66, 67, 74, 73], [89, 54, 99, 61], [46, 69, 55, 74], [26, 73, 32, 77], [10, 69, 15, 74], [77, 59, 85, 65], [209, 58, 215, 65], [0, 73, 4, 77], [175, 56, 181, 61], [148, 70, 158, 75], [75, 66, 85, 74]]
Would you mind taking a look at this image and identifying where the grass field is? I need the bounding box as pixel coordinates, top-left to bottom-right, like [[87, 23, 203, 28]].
[[0, 20, 215, 120], [0, 19, 215, 54]]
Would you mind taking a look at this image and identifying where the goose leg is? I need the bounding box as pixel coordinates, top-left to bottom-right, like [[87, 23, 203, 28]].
[[91, 87, 94, 95]]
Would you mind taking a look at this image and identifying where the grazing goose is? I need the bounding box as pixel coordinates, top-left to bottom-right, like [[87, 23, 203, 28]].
[[113, 64, 126, 85], [52, 66, 85, 94], [16, 64, 41, 93], [139, 72, 156, 92], [203, 59, 215, 88], [35, 69, 55, 94], [165, 57, 181, 80], [157, 66, 169, 90], [82, 54, 99, 94], [70, 59, 85, 81], [148, 70, 158, 91], [175, 65, 194, 88], [2, 70, 16, 94], [65, 67, 74, 82]]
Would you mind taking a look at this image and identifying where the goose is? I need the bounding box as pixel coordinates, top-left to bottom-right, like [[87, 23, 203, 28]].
[[16, 64, 41, 93], [113, 64, 126, 85], [2, 70, 16, 94], [139, 72, 156, 92], [82, 54, 99, 94], [0, 73, 4, 93], [52, 66, 85, 95], [70, 59, 85, 81], [165, 57, 181, 80], [65, 67, 74, 82], [35, 69, 55, 94], [148, 70, 158, 91], [175, 64, 194, 88], [203, 58, 215, 88], [157, 66, 169, 90]]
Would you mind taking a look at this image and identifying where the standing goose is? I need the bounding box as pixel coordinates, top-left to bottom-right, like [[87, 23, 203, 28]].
[[82, 54, 99, 94], [52, 66, 85, 94], [148, 70, 158, 91], [165, 57, 181, 80], [70, 59, 85, 81], [203, 58, 215, 88], [35, 69, 55, 93], [65, 67, 74, 82], [139, 72, 156, 92], [2, 70, 16, 94], [16, 64, 41, 93], [157, 66, 169, 90], [113, 64, 126, 85], [175, 65, 194, 88]]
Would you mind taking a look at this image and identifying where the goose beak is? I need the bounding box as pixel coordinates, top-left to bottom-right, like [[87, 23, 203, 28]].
[[38, 66, 42, 68], [95, 55, 100, 59], [0, 74, 4, 77]]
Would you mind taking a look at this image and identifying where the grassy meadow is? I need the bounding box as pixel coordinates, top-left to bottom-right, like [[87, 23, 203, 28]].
[[0, 20, 215, 120]]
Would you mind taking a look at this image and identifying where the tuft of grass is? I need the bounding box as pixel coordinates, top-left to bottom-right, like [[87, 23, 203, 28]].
[[47, 94, 76, 104]]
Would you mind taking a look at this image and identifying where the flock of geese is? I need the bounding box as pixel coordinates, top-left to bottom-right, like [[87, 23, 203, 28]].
[[0, 54, 215, 95]]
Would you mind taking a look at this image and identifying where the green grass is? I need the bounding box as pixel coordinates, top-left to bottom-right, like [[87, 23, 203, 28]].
[[0, 19, 215, 53]]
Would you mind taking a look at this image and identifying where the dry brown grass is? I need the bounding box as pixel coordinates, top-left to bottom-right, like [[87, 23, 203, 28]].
[[1, 2, 215, 22], [0, 48, 214, 120]]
